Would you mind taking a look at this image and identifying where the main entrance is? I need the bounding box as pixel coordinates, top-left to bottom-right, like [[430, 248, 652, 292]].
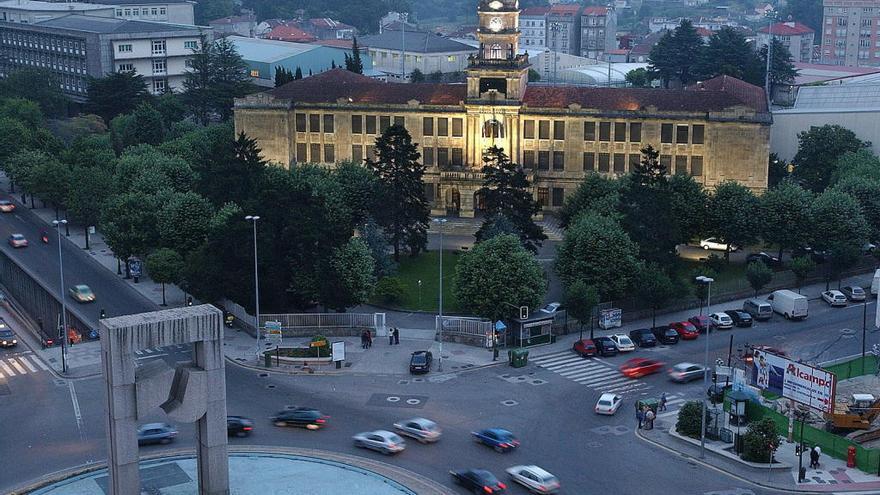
[[445, 187, 461, 215]]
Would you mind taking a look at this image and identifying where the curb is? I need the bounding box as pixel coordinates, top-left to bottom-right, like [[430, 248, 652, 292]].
[[224, 354, 507, 377]]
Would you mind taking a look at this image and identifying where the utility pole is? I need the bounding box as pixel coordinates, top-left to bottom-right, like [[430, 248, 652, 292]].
[[764, 11, 774, 109], [401, 13, 407, 81]]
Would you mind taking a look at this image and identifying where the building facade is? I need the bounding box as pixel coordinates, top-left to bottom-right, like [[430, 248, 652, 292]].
[[235, 0, 770, 218], [209, 14, 256, 38], [758, 21, 815, 63], [580, 6, 616, 59], [0, 0, 114, 24], [57, 0, 196, 25], [519, 6, 548, 50], [361, 30, 475, 81], [546, 4, 580, 56], [821, 0, 880, 66]]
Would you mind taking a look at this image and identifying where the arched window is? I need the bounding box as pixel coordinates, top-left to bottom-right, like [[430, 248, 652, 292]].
[[482, 119, 504, 139], [489, 43, 503, 59]]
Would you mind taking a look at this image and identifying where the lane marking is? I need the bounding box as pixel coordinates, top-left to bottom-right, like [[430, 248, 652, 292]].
[[19, 356, 38, 373], [0, 360, 14, 376], [571, 369, 620, 382], [9, 359, 26, 374], [68, 381, 85, 437], [559, 365, 607, 378], [30, 355, 50, 371]]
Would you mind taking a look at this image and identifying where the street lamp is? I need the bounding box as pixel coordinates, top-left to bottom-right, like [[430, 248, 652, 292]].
[[695, 275, 714, 459], [53, 219, 69, 374], [245, 215, 261, 352], [433, 217, 447, 371]]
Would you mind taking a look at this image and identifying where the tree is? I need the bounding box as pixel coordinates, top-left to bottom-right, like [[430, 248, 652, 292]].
[[558, 173, 620, 227], [101, 192, 161, 277], [834, 176, 880, 242], [528, 68, 541, 82], [4, 149, 42, 199], [648, 21, 704, 87], [625, 67, 650, 87], [793, 124, 868, 192], [697, 26, 763, 85], [0, 68, 67, 117], [768, 152, 789, 188], [193, 131, 267, 206], [360, 218, 395, 278], [760, 38, 798, 95], [455, 234, 545, 322], [157, 192, 215, 254], [475, 146, 546, 252], [67, 165, 115, 249], [779, 0, 823, 33], [707, 181, 761, 261], [27, 154, 71, 216], [813, 189, 870, 288], [648, 30, 677, 88], [320, 237, 376, 311], [826, 244, 862, 288], [742, 417, 780, 463], [409, 68, 425, 82], [145, 248, 184, 305], [334, 161, 376, 223], [556, 212, 642, 300], [294, 67, 303, 80], [635, 263, 676, 328], [562, 280, 599, 340], [746, 260, 773, 297], [789, 256, 816, 293], [194, 0, 233, 24], [346, 37, 364, 74], [428, 70, 443, 82], [667, 174, 708, 244], [274, 66, 294, 87], [115, 145, 197, 194], [153, 93, 188, 129], [476, 213, 521, 242], [367, 124, 429, 261], [183, 34, 253, 124], [0, 118, 34, 165], [676, 401, 708, 439], [85, 71, 152, 123], [760, 180, 814, 259], [831, 150, 880, 185], [129, 103, 166, 146], [0, 98, 44, 129], [374, 276, 406, 304]]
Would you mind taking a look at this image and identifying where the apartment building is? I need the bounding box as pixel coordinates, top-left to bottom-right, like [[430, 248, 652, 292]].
[[45, 0, 195, 25], [547, 3, 580, 55], [821, 0, 880, 66], [758, 21, 815, 63], [580, 6, 616, 59], [520, 6, 548, 50]]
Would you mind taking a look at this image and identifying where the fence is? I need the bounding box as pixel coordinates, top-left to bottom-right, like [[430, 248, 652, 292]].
[[221, 301, 386, 338], [825, 355, 880, 380], [436, 316, 492, 346]]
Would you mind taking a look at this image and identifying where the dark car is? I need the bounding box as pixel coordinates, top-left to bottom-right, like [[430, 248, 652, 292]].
[[724, 310, 753, 328], [628, 328, 657, 347], [471, 428, 519, 452], [669, 321, 700, 340], [651, 326, 679, 345], [137, 423, 177, 445], [409, 351, 433, 374], [572, 338, 597, 357], [271, 407, 328, 430], [0, 324, 17, 348], [746, 252, 781, 267], [450, 469, 507, 494], [593, 336, 619, 356], [688, 315, 711, 333], [227, 416, 254, 437]]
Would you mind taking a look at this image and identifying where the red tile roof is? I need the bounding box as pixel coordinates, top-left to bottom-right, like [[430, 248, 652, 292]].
[[687, 75, 768, 112], [758, 21, 814, 36], [548, 4, 581, 15], [582, 6, 609, 15], [695, 27, 713, 37], [520, 6, 550, 16], [265, 25, 316, 42], [522, 85, 757, 112]]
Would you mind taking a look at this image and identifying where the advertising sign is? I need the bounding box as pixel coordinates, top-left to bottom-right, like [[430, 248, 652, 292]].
[[751, 350, 836, 413], [264, 321, 282, 345], [598, 309, 622, 329], [332, 341, 345, 362]]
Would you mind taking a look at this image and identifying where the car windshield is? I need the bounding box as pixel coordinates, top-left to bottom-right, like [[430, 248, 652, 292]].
[[0, 329, 12, 337], [79, 287, 93, 295], [598, 400, 612, 406], [12, 234, 23, 240], [412, 354, 426, 364]]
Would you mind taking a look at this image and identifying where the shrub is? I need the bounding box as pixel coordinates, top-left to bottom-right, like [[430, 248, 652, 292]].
[[741, 417, 780, 462], [311, 334, 329, 348], [704, 253, 725, 273], [374, 276, 406, 304], [676, 400, 706, 439]]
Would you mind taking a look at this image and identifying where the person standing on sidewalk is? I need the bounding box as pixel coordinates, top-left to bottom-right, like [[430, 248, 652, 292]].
[[360, 331, 366, 349], [659, 393, 667, 412], [636, 407, 645, 429], [645, 408, 655, 430], [366, 330, 372, 348], [394, 327, 400, 345], [389, 328, 395, 345]]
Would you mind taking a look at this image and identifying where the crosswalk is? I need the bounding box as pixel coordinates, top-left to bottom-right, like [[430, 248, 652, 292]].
[[134, 344, 189, 357], [531, 351, 653, 395], [0, 352, 50, 379]]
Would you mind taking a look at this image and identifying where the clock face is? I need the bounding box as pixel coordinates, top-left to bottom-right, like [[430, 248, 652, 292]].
[[488, 0, 503, 9], [488, 17, 504, 32]]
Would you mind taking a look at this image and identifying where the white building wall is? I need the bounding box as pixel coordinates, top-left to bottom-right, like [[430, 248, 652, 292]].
[[771, 110, 880, 160], [113, 2, 194, 25], [111, 34, 199, 93]]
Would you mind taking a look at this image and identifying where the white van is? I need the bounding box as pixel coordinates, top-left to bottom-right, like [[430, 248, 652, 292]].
[[767, 290, 809, 320], [872, 269, 880, 296]]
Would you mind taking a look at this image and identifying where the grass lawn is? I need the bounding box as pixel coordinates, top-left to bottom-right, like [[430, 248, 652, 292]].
[[376, 250, 462, 313], [674, 258, 796, 299]]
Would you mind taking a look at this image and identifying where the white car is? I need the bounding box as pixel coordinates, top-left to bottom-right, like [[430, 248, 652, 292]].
[[352, 430, 406, 454], [609, 334, 635, 352], [700, 237, 739, 252], [505, 465, 561, 494], [709, 312, 733, 329], [594, 393, 623, 415], [821, 290, 848, 307], [540, 302, 562, 314], [393, 417, 441, 443]]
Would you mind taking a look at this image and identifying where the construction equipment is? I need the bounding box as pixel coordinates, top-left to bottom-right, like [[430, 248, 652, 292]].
[[826, 394, 880, 431]]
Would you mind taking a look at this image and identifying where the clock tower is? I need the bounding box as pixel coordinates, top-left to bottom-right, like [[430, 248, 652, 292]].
[[467, 0, 530, 102]]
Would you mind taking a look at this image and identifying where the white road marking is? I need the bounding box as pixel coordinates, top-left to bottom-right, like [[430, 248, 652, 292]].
[[30, 355, 50, 371], [603, 381, 650, 394], [68, 381, 84, 434], [9, 359, 25, 374], [18, 356, 38, 373], [559, 365, 606, 377], [0, 360, 14, 376], [571, 369, 619, 381]]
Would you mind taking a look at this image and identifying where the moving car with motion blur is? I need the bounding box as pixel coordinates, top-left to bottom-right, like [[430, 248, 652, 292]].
[[669, 362, 706, 383], [620, 358, 665, 378], [137, 423, 177, 445], [0, 199, 15, 212], [393, 417, 441, 443], [450, 469, 507, 494], [0, 326, 17, 348], [505, 465, 560, 494], [7, 234, 27, 248], [472, 428, 519, 452], [352, 430, 406, 455], [69, 284, 95, 303], [227, 416, 254, 437], [271, 407, 328, 430]]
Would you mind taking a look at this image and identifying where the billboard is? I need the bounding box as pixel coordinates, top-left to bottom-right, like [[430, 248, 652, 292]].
[[751, 350, 836, 414]]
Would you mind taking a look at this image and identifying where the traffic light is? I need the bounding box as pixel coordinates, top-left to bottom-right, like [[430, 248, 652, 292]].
[[712, 371, 718, 384], [99, 309, 106, 319], [187, 296, 193, 306], [519, 306, 528, 320]]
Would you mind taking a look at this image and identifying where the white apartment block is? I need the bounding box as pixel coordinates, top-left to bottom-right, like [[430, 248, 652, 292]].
[[520, 6, 548, 50]]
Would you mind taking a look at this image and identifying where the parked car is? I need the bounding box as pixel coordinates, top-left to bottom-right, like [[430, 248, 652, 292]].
[[688, 315, 711, 333], [742, 298, 773, 320], [620, 358, 665, 378], [594, 392, 623, 415], [472, 428, 519, 453], [7, 234, 27, 248], [840, 286, 867, 302], [409, 351, 433, 374], [669, 362, 706, 383], [69, 284, 95, 303], [353, 430, 406, 455], [393, 417, 441, 443], [651, 326, 679, 345], [709, 312, 733, 329], [572, 339, 597, 357], [746, 252, 781, 267], [628, 328, 657, 347], [669, 321, 699, 340], [540, 302, 562, 314], [450, 469, 507, 494], [0, 199, 15, 212], [227, 416, 254, 437], [700, 237, 738, 252], [271, 407, 328, 430], [609, 334, 635, 352], [768, 289, 809, 320], [742, 345, 787, 364], [724, 310, 753, 328], [592, 336, 619, 356], [0, 327, 17, 348], [822, 290, 848, 307], [505, 465, 560, 494], [137, 423, 177, 445]]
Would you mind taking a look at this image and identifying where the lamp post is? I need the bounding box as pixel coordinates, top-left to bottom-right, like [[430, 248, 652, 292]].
[[549, 22, 561, 83], [695, 275, 714, 459], [53, 219, 68, 374], [764, 11, 775, 109], [433, 217, 447, 371], [245, 215, 261, 352]]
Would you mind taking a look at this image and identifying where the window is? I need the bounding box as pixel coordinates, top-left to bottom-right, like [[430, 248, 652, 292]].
[[116, 9, 123, 16], [151, 40, 166, 55], [132, 8, 139, 15], [159, 7, 166, 15], [296, 143, 307, 162], [152, 79, 166, 93], [583, 152, 595, 171], [310, 143, 321, 162], [351, 115, 363, 134], [425, 183, 435, 202], [553, 121, 565, 140], [523, 120, 535, 139], [423, 117, 433, 136], [660, 154, 672, 172], [661, 123, 673, 143], [598, 153, 610, 172], [538, 120, 550, 139], [394, 116, 404, 127], [584, 121, 596, 141], [692, 124, 704, 144], [629, 154, 640, 168], [552, 187, 564, 207], [295, 113, 306, 132], [309, 114, 320, 132], [598, 121, 611, 141], [352, 145, 363, 163], [380, 116, 391, 132], [365, 115, 377, 134], [184, 40, 198, 50], [117, 63, 133, 72], [452, 148, 463, 166], [552, 151, 564, 170], [151, 8, 158, 15], [452, 118, 463, 137], [437, 118, 448, 136], [523, 150, 536, 168], [613, 154, 626, 173], [447, 55, 456, 62], [690, 156, 703, 176], [537, 187, 549, 207], [675, 156, 688, 175], [323, 114, 334, 133], [323, 144, 335, 162], [613, 122, 626, 142], [367, 145, 377, 160], [152, 59, 166, 74], [629, 122, 642, 142], [538, 151, 550, 170], [118, 44, 132, 53], [423, 147, 434, 166], [437, 148, 449, 167], [124, 8, 131, 16], [676, 125, 689, 144]]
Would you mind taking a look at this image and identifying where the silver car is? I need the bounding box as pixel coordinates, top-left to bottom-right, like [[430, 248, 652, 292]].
[[506, 464, 560, 494], [393, 417, 441, 443], [669, 362, 706, 383], [352, 430, 406, 454]]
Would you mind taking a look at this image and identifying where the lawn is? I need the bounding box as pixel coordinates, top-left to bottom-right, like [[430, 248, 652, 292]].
[[376, 250, 462, 313], [674, 258, 796, 298]]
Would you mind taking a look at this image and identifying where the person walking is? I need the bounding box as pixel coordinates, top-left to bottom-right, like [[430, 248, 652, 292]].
[[394, 327, 400, 345], [645, 408, 655, 430], [360, 331, 367, 349], [366, 330, 373, 348], [636, 407, 645, 429], [809, 446, 819, 469], [659, 392, 667, 412], [389, 328, 395, 345]]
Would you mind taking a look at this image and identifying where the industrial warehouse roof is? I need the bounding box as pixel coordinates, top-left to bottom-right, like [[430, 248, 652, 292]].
[[784, 84, 880, 112], [35, 14, 201, 33], [227, 36, 320, 64], [360, 30, 476, 53], [0, 0, 110, 12]]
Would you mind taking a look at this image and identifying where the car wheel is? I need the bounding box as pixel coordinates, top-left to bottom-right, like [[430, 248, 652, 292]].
[[160, 438, 171, 445], [418, 437, 428, 444], [703, 245, 709, 250], [494, 445, 505, 453], [274, 421, 286, 427], [784, 313, 790, 320]]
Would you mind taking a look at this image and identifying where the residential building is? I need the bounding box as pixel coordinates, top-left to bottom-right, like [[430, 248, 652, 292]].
[[264, 24, 315, 43], [75, 0, 195, 25], [0, 13, 206, 98], [209, 14, 256, 38], [360, 30, 475, 81], [234, 0, 770, 218], [758, 21, 814, 63], [306, 17, 354, 40], [0, 0, 115, 23], [628, 30, 666, 62], [379, 12, 414, 34], [547, 3, 581, 55], [580, 6, 616, 59], [821, 0, 880, 66], [519, 6, 548, 50]]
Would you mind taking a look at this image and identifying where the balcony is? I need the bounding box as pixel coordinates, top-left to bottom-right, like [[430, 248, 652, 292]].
[[468, 53, 529, 69]]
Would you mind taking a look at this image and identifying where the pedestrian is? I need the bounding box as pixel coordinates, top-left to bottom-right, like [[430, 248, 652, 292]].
[[360, 331, 367, 349], [659, 392, 667, 412], [394, 327, 400, 345], [389, 328, 394, 345], [810, 446, 819, 469], [645, 408, 655, 430], [366, 330, 372, 348], [636, 407, 645, 429]]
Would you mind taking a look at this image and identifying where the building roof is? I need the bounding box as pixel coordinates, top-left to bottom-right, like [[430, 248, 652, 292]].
[[758, 21, 813, 36], [265, 25, 316, 42], [520, 6, 550, 16], [0, 0, 110, 12], [695, 27, 713, 37], [309, 17, 353, 30], [360, 30, 476, 53], [310, 38, 357, 49], [792, 62, 880, 85], [629, 30, 667, 57], [34, 14, 201, 34], [228, 36, 318, 63], [582, 6, 609, 15], [85, 0, 191, 4], [688, 75, 768, 112], [774, 83, 880, 113], [209, 15, 255, 25]]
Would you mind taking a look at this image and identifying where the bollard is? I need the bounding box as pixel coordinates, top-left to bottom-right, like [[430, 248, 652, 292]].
[[264, 352, 271, 368]]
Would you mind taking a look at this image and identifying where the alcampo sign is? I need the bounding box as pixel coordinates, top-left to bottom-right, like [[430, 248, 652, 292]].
[[751, 349, 836, 414]]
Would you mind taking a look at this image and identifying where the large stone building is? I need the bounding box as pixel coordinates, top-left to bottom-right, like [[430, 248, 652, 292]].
[[234, 0, 770, 218]]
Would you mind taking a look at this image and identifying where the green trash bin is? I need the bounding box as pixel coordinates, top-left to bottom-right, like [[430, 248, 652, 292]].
[[508, 348, 529, 368], [264, 352, 272, 368]]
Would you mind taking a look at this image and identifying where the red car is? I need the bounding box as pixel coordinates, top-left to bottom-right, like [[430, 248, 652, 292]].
[[0, 199, 15, 212], [670, 321, 700, 340], [620, 358, 665, 378], [572, 339, 597, 357], [687, 315, 711, 333]]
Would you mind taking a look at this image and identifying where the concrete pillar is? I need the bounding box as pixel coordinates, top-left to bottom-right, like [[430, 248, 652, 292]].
[[194, 340, 229, 495], [103, 344, 139, 495]]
